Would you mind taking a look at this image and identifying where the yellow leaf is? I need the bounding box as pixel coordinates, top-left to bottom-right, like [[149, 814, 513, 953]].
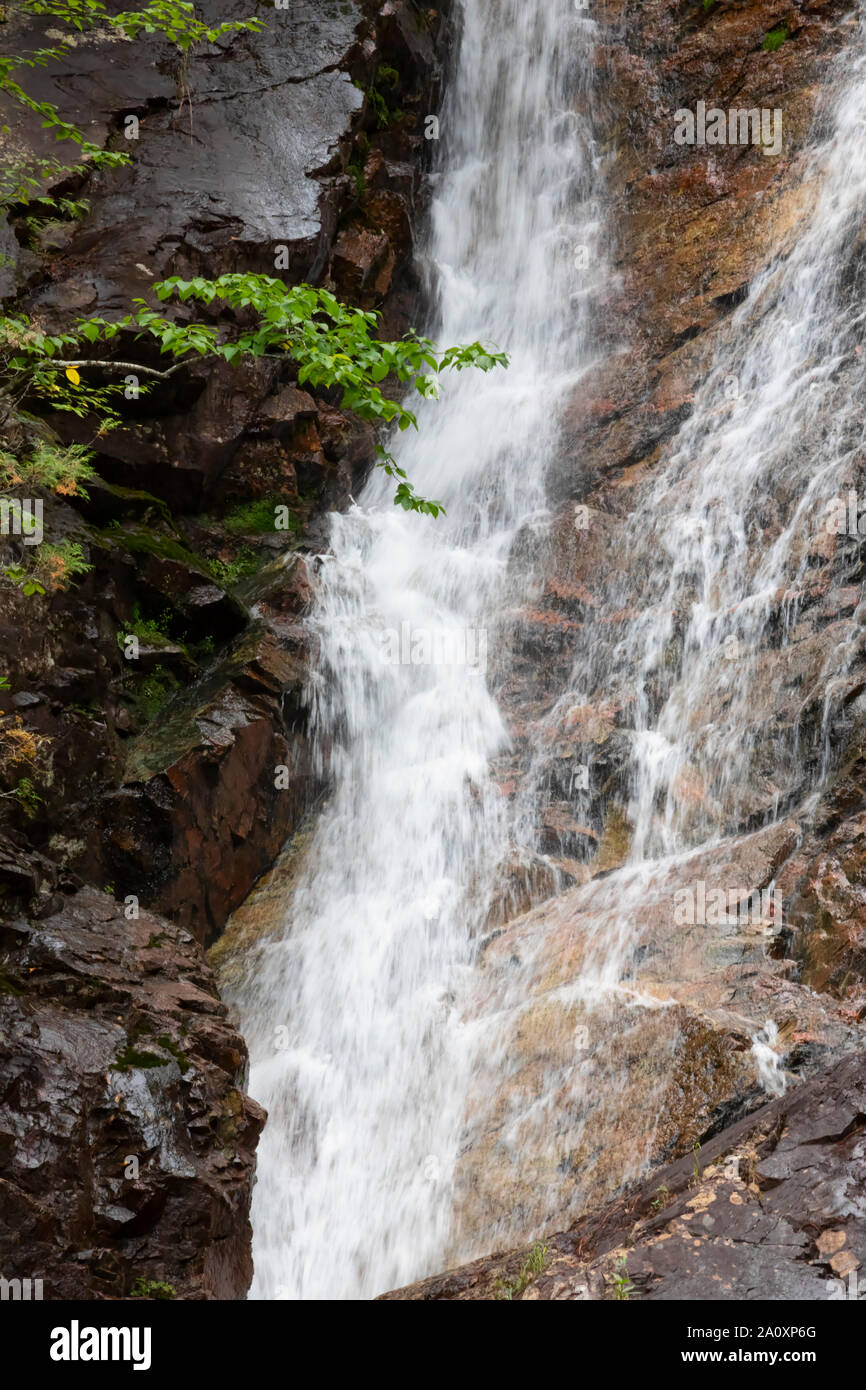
[[65, 367, 81, 385]]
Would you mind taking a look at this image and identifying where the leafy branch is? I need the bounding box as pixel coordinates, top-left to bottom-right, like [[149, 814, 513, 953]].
[[0, 274, 509, 512]]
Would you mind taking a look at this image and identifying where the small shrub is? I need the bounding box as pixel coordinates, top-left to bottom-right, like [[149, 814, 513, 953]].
[[496, 1241, 549, 1300], [0, 441, 96, 498], [612, 1256, 635, 1301], [33, 540, 92, 592]]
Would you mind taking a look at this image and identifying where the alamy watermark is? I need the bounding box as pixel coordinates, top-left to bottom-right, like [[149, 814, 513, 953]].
[[674, 882, 782, 928], [674, 102, 783, 158], [0, 1273, 43, 1300], [824, 491, 866, 535], [379, 621, 487, 675], [0, 497, 43, 545]]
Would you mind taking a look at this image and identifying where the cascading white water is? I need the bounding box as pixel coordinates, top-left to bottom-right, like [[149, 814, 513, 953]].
[[619, 32, 866, 861], [226, 0, 606, 1299], [456, 16, 866, 1255]]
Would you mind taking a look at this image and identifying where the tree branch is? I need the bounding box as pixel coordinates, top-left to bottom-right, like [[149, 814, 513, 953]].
[[51, 354, 221, 379]]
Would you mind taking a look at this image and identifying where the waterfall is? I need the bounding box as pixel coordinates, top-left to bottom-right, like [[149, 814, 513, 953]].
[[615, 29, 866, 862], [226, 0, 606, 1300], [451, 16, 866, 1256], [226, 2, 866, 1296]]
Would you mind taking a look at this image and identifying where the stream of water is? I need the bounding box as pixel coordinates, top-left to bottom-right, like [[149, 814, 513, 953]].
[[229, 0, 604, 1300]]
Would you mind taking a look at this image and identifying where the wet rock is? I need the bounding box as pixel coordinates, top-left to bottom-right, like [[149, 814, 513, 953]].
[[331, 225, 392, 300], [380, 1049, 866, 1300], [0, 886, 264, 1300], [447, 821, 859, 1258], [108, 617, 316, 946]]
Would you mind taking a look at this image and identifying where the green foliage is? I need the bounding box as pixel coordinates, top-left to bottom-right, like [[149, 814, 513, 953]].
[[0, 440, 95, 496], [117, 275, 504, 510], [22, 0, 263, 49], [0, 314, 131, 423], [129, 1278, 177, 1300], [34, 539, 92, 589], [1, 565, 45, 597], [11, 775, 41, 814], [377, 448, 444, 518], [365, 65, 403, 129], [496, 1241, 549, 1300], [762, 25, 788, 51], [209, 546, 260, 587], [0, 468, 91, 600], [120, 602, 174, 645], [128, 664, 179, 721], [0, 272, 506, 513], [347, 156, 366, 197]]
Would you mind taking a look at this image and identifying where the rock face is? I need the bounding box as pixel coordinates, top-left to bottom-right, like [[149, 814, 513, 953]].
[[0, 886, 264, 1300], [380, 1049, 866, 1300], [443, 819, 861, 1266], [502, 0, 862, 846], [0, 0, 448, 944]]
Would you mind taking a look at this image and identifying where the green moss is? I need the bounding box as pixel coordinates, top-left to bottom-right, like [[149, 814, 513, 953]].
[[221, 496, 296, 535], [87, 478, 177, 529], [114, 1034, 189, 1074], [113, 1045, 170, 1071], [96, 524, 217, 581], [209, 547, 260, 587], [762, 25, 788, 50], [347, 157, 366, 197], [130, 1278, 176, 1300], [155, 1033, 190, 1074]]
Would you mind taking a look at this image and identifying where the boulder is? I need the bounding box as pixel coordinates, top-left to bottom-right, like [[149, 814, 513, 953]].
[[0, 886, 264, 1300]]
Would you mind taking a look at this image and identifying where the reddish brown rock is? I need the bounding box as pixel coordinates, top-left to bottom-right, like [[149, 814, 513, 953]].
[[0, 886, 265, 1300], [331, 225, 392, 300]]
